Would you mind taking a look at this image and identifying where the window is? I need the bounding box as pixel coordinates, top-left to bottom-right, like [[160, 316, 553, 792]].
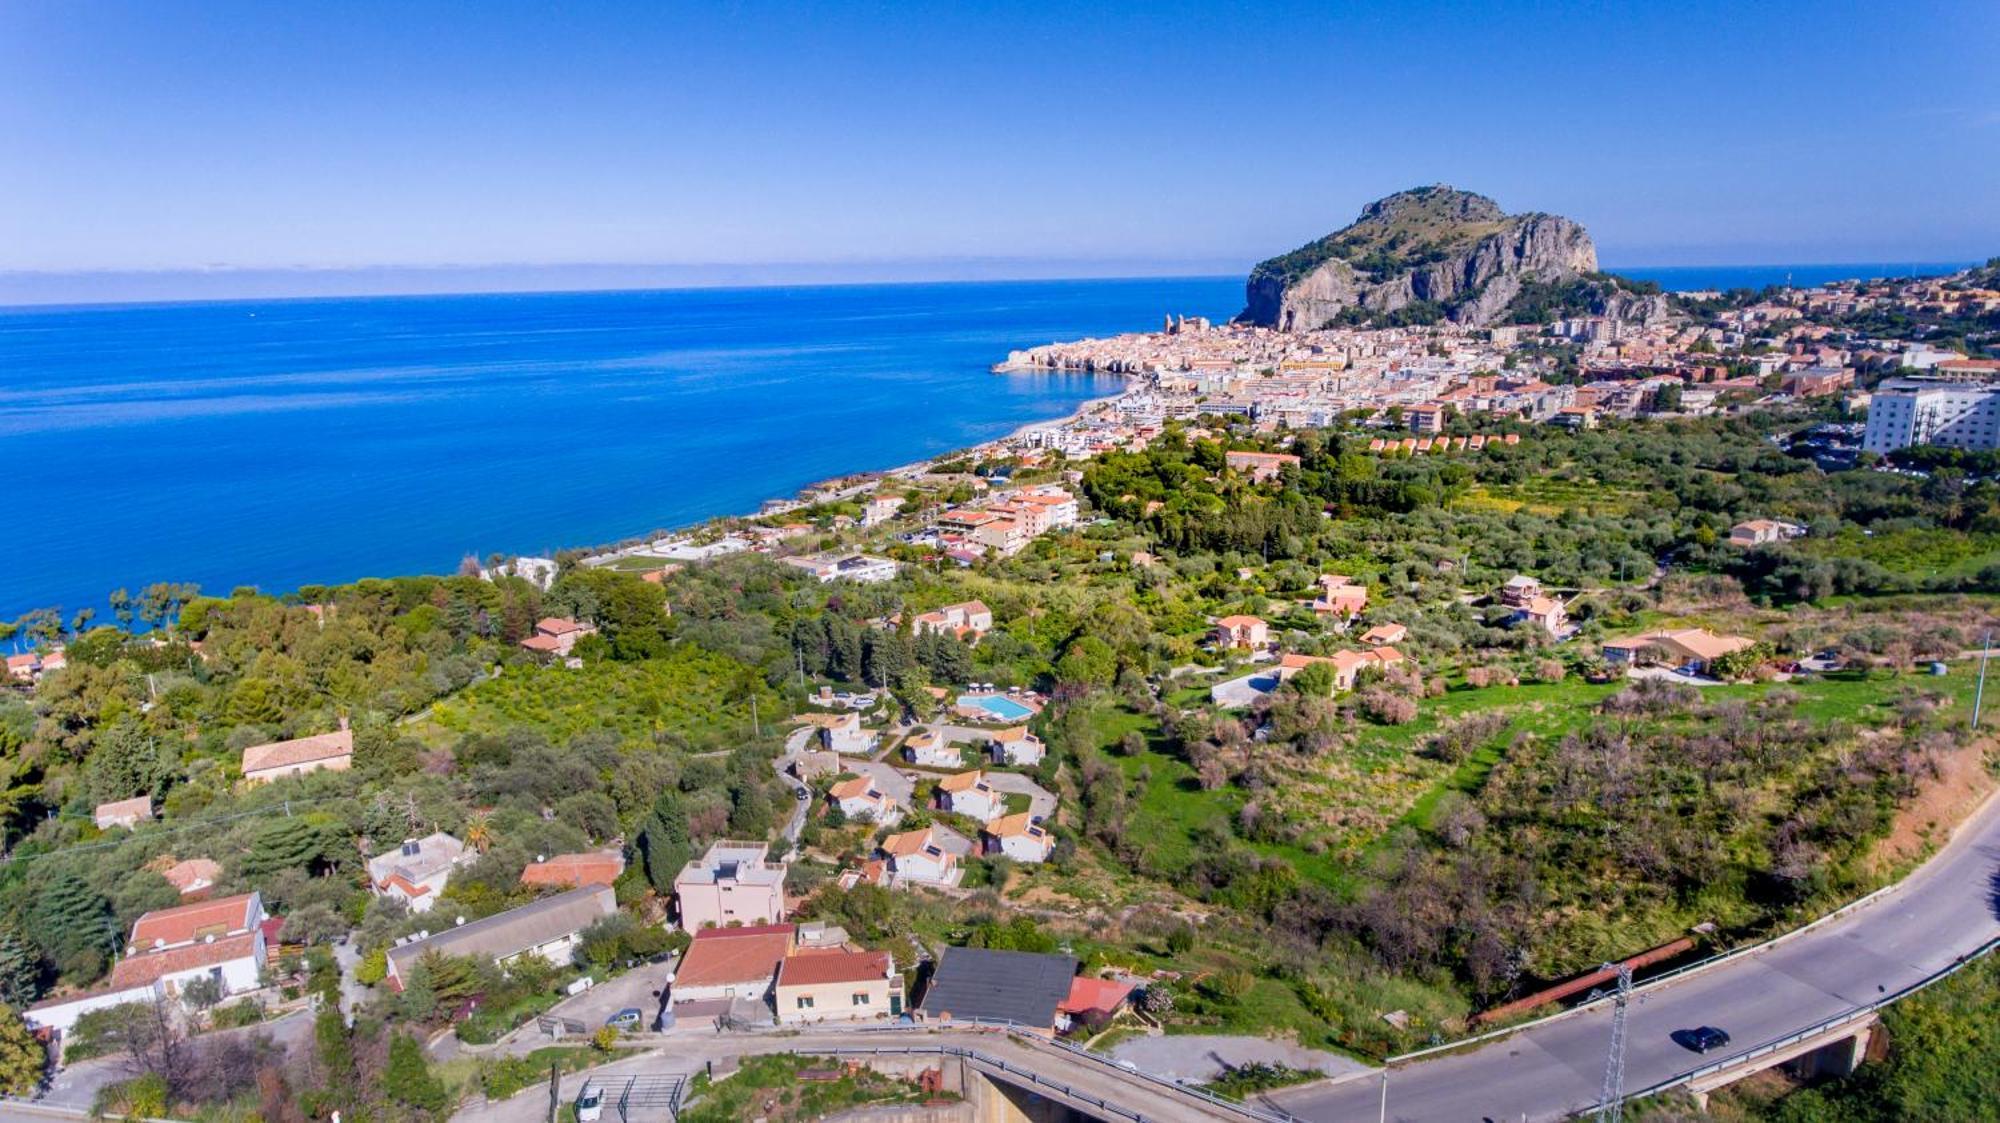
[[852, 992, 871, 1006], [797, 995, 815, 1009]]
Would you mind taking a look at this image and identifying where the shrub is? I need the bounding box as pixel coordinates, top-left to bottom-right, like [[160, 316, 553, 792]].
[[1358, 690, 1418, 725]]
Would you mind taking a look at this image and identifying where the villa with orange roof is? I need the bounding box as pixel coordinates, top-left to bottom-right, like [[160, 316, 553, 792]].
[[983, 812, 1053, 863], [880, 826, 960, 886], [829, 775, 902, 824]]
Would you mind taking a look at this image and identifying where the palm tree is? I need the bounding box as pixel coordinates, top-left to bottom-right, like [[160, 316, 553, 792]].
[[464, 810, 494, 854]]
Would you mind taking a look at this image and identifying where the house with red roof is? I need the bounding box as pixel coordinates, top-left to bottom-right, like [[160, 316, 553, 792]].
[[520, 849, 625, 890], [520, 617, 596, 657], [26, 893, 269, 1040], [774, 946, 902, 1025]]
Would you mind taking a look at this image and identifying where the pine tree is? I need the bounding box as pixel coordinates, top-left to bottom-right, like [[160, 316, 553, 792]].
[[27, 874, 117, 969], [243, 816, 333, 879], [637, 792, 692, 894], [384, 1033, 449, 1116], [0, 929, 41, 1007]]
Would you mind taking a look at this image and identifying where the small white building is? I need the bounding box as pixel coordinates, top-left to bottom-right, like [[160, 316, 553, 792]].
[[986, 726, 1045, 768], [829, 776, 903, 824], [984, 812, 1054, 864], [367, 832, 473, 914], [901, 728, 961, 768], [937, 771, 1005, 822]]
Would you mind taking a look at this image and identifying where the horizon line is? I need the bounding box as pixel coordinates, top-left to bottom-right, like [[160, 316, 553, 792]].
[[0, 257, 1981, 313]]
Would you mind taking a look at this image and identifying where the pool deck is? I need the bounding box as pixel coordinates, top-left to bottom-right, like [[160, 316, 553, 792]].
[[952, 692, 1044, 724]]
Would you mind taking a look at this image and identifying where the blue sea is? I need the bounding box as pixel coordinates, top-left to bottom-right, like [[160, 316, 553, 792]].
[[0, 278, 1239, 619]]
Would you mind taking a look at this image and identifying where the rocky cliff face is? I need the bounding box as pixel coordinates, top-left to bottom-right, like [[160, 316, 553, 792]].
[[1242, 187, 1600, 330]]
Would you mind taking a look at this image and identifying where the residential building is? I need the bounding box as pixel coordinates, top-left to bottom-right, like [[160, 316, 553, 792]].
[[1406, 403, 1447, 434], [880, 826, 959, 886], [936, 771, 1005, 822], [775, 946, 903, 1025], [671, 923, 794, 1006], [1729, 519, 1806, 548], [986, 726, 1045, 767], [93, 796, 153, 831], [901, 728, 961, 768], [1057, 975, 1136, 1031], [1601, 629, 1755, 675], [829, 776, 902, 824], [239, 724, 353, 785], [1863, 377, 2000, 454], [983, 812, 1053, 864], [160, 857, 222, 899], [673, 842, 788, 932], [801, 711, 877, 755], [385, 885, 617, 990], [520, 617, 596, 657], [1212, 615, 1269, 649], [1360, 623, 1408, 646], [1499, 575, 1544, 608], [28, 893, 271, 1039], [1225, 450, 1301, 483], [367, 832, 472, 914], [520, 849, 625, 890], [912, 600, 993, 641], [861, 495, 907, 527], [916, 946, 1078, 1034], [480, 556, 558, 590], [1514, 596, 1568, 637], [783, 552, 901, 584]]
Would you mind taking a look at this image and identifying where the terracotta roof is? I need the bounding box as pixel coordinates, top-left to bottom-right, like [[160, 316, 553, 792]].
[[108, 932, 259, 989], [240, 729, 352, 775], [130, 893, 258, 950], [777, 947, 891, 988], [93, 796, 153, 825], [520, 850, 625, 888], [536, 617, 586, 635], [938, 771, 985, 793], [1216, 615, 1265, 628], [990, 726, 1034, 742], [162, 858, 222, 894], [881, 828, 937, 857], [1059, 975, 1136, 1017], [984, 812, 1044, 839], [519, 634, 564, 653], [828, 776, 881, 801], [674, 924, 794, 989]]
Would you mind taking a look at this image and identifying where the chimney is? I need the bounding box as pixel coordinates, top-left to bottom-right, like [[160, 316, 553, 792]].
[[337, 715, 350, 732]]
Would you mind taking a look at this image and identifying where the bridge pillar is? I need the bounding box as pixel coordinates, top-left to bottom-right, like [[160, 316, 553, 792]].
[[1788, 1023, 1872, 1081]]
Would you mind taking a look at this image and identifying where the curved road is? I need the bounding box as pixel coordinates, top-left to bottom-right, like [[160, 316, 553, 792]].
[[1268, 789, 2000, 1121]]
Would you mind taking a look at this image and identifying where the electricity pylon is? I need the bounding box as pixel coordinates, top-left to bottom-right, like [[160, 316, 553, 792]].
[[1595, 963, 1634, 1122]]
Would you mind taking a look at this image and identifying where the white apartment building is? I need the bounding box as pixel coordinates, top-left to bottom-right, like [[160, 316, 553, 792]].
[[1863, 378, 2000, 454]]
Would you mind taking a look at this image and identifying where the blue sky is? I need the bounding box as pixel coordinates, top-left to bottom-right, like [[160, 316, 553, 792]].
[[3, 0, 1997, 291]]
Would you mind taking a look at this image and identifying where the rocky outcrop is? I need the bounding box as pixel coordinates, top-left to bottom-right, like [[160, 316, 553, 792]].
[[1241, 187, 1600, 330]]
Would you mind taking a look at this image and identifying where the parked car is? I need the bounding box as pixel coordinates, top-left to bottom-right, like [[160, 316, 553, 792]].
[[575, 1081, 604, 1122], [1672, 1026, 1731, 1054], [606, 1007, 643, 1031]]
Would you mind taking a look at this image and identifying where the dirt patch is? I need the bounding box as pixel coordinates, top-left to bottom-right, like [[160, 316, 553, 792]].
[[1865, 737, 1998, 876]]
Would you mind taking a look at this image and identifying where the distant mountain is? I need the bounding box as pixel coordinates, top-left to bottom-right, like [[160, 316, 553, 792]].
[[1241, 186, 1664, 329]]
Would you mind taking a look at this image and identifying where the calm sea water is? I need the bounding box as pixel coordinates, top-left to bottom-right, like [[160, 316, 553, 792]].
[[0, 278, 1239, 618]]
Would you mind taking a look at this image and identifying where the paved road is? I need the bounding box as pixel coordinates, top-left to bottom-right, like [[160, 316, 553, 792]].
[[980, 770, 1057, 820], [1267, 788, 2000, 1122], [774, 726, 816, 850], [457, 1027, 1247, 1123], [1109, 1033, 1369, 1082]]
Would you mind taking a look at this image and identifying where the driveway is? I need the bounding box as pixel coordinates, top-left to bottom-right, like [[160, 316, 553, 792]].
[[848, 761, 914, 806], [1108, 1034, 1370, 1082], [1209, 670, 1278, 709], [773, 727, 816, 849], [979, 771, 1056, 820], [497, 961, 679, 1052]]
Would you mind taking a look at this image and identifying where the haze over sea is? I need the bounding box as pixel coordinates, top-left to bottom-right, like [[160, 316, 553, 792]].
[[0, 263, 1969, 619]]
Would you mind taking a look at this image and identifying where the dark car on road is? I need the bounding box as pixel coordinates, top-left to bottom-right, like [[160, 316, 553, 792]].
[[1672, 1026, 1731, 1054]]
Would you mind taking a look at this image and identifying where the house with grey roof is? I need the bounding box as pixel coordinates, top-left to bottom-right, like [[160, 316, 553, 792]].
[[384, 884, 617, 990], [915, 946, 1077, 1034]]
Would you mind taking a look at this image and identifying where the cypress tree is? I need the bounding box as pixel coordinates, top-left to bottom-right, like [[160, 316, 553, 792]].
[[0, 929, 40, 1007], [637, 792, 692, 895]]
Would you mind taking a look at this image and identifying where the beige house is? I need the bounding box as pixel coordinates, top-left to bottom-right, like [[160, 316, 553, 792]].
[[1212, 615, 1269, 649], [1514, 596, 1568, 637], [240, 725, 353, 785], [93, 796, 153, 831], [774, 946, 903, 1024], [1602, 629, 1755, 675]]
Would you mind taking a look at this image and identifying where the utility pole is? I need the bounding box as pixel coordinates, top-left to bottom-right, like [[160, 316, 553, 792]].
[[1595, 963, 1634, 1123], [1975, 630, 1992, 731]]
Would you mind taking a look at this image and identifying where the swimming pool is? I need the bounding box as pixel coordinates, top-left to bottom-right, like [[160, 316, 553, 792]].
[[957, 694, 1035, 722]]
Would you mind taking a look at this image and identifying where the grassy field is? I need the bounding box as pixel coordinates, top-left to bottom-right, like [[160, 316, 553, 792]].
[[1803, 526, 2000, 579], [1456, 476, 1652, 516]]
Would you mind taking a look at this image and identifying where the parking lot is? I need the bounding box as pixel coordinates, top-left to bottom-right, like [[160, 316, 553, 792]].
[[540, 958, 677, 1034]]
